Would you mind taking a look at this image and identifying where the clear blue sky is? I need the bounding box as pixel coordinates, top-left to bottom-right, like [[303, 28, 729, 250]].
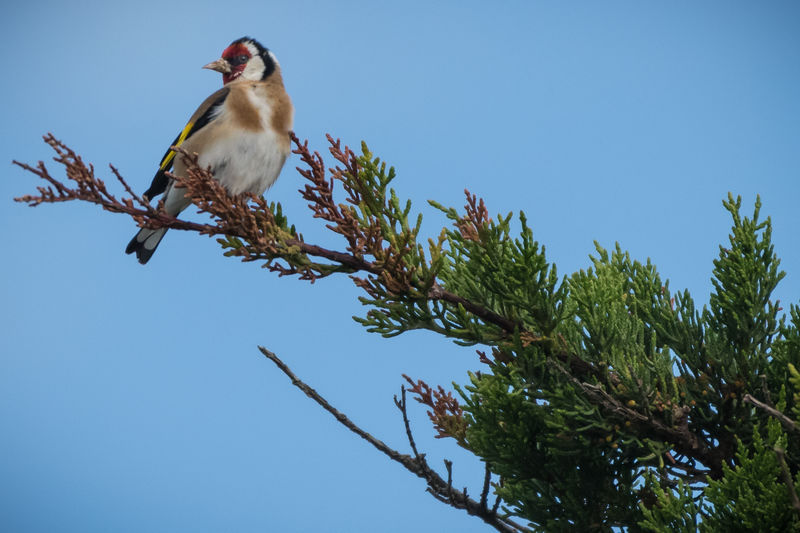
[[2, 1, 799, 531]]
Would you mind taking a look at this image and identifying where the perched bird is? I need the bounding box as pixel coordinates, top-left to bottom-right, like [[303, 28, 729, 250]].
[[126, 36, 293, 264]]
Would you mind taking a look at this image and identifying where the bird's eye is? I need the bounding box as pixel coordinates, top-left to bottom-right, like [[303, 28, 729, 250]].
[[229, 54, 249, 66]]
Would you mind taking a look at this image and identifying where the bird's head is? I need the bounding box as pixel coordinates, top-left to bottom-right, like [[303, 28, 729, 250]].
[[203, 37, 277, 85]]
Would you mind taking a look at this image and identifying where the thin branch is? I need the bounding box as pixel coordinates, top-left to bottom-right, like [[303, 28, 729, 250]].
[[493, 493, 502, 515], [429, 282, 519, 333], [258, 346, 405, 461], [481, 462, 492, 510], [258, 346, 530, 533], [394, 386, 423, 460], [444, 459, 454, 502], [663, 459, 712, 483], [743, 394, 799, 434]]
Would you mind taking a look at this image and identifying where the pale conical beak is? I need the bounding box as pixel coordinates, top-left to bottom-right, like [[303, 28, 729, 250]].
[[203, 58, 232, 74]]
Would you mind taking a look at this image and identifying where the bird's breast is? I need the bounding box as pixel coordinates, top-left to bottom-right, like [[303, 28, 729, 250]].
[[198, 126, 289, 196], [225, 84, 264, 132], [179, 81, 292, 197]]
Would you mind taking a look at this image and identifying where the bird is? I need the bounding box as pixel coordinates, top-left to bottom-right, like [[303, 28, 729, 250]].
[[126, 36, 293, 264]]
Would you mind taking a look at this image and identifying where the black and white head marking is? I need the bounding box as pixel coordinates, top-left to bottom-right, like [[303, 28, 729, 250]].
[[230, 37, 276, 81]]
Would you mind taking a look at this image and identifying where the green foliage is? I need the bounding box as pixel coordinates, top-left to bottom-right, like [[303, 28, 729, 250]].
[[340, 149, 800, 531], [701, 419, 796, 532], [430, 203, 566, 341], [461, 356, 647, 531], [333, 145, 800, 530], [17, 136, 800, 531], [707, 196, 784, 374], [790, 363, 800, 421], [638, 478, 701, 533], [641, 420, 799, 532], [195, 139, 800, 531]]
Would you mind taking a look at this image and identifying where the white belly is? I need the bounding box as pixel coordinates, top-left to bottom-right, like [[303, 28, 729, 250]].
[[164, 82, 291, 216], [198, 128, 288, 196]]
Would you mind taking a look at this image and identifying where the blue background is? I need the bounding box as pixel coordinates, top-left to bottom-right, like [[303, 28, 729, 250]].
[[2, 1, 799, 531]]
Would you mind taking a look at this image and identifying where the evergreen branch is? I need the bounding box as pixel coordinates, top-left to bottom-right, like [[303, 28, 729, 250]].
[[258, 347, 529, 533], [775, 447, 800, 517], [744, 394, 799, 434], [549, 358, 724, 478], [14, 132, 707, 474], [428, 282, 519, 333], [16, 133, 799, 528]]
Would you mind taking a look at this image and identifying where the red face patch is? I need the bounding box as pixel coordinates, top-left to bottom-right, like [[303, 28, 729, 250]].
[[221, 43, 252, 84]]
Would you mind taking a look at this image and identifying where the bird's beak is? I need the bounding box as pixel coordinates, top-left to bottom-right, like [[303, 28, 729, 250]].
[[203, 58, 232, 74]]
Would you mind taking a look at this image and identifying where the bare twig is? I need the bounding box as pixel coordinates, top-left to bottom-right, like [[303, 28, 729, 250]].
[[663, 459, 711, 482], [258, 346, 530, 533], [493, 494, 502, 515], [394, 386, 423, 460], [481, 462, 492, 510], [444, 459, 454, 502], [744, 394, 799, 434]]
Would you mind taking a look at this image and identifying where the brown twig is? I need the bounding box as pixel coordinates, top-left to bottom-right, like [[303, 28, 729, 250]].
[[428, 282, 519, 334], [743, 394, 799, 434], [258, 346, 530, 533]]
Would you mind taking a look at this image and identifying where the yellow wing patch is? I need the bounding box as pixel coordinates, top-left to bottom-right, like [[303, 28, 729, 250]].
[[159, 121, 195, 171]]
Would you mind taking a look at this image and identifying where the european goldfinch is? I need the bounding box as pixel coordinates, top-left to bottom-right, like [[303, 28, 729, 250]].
[[126, 37, 293, 264]]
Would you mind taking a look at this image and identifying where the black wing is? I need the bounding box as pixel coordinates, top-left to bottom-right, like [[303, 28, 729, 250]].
[[142, 91, 229, 200]]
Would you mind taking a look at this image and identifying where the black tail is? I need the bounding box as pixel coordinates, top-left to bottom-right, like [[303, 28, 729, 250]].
[[125, 227, 168, 264]]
